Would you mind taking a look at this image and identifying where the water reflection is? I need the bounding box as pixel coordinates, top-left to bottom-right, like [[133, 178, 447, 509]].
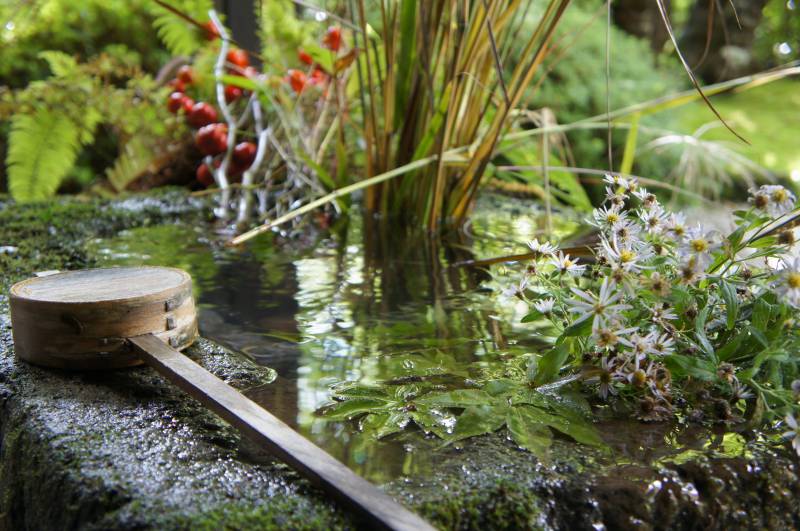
[[89, 197, 584, 482]]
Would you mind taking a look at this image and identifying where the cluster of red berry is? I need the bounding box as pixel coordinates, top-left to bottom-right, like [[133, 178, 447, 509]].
[[165, 44, 257, 187], [287, 26, 342, 94]]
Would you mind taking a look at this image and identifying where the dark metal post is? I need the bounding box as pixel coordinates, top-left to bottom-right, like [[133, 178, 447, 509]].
[[214, 0, 261, 67]]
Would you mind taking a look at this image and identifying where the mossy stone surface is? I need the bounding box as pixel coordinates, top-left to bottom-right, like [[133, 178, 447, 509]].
[[0, 192, 798, 530]]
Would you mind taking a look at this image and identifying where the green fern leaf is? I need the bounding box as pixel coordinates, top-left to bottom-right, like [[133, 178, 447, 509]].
[[7, 109, 81, 202], [150, 0, 212, 56], [38, 51, 79, 78], [106, 138, 154, 192]]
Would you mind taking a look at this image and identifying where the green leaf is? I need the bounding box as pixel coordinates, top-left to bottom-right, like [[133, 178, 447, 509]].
[[361, 412, 408, 439], [394, 0, 417, 125], [533, 343, 571, 387], [516, 405, 603, 447], [304, 43, 335, 75], [506, 407, 553, 455], [720, 281, 739, 330], [448, 405, 508, 442], [752, 297, 772, 331], [483, 379, 516, 397], [330, 384, 390, 400], [220, 74, 260, 92], [318, 398, 388, 420], [619, 112, 640, 176], [7, 109, 81, 202], [150, 0, 210, 56], [38, 51, 78, 78], [417, 389, 497, 408], [694, 305, 715, 359], [664, 354, 716, 381], [561, 317, 592, 338]]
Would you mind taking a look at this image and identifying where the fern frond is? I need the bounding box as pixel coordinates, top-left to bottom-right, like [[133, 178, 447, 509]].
[[7, 109, 81, 202], [150, 0, 212, 56], [106, 138, 154, 192], [38, 51, 79, 78]]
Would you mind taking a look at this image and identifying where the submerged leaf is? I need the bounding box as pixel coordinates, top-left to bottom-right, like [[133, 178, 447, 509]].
[[418, 389, 498, 408], [318, 398, 388, 420], [448, 405, 509, 442], [506, 407, 553, 455]]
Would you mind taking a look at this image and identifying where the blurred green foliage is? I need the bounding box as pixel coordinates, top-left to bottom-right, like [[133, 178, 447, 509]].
[[525, 4, 686, 176], [0, 0, 169, 87]]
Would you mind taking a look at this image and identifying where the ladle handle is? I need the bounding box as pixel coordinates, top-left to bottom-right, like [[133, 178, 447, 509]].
[[128, 334, 433, 531]]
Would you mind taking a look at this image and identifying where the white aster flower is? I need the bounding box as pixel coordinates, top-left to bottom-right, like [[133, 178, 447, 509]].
[[618, 330, 659, 360], [532, 297, 556, 315], [650, 333, 675, 356], [527, 238, 558, 257], [783, 414, 800, 456], [586, 356, 623, 400], [678, 255, 707, 285], [600, 236, 653, 273], [633, 188, 659, 209], [638, 205, 667, 235], [651, 304, 678, 323], [665, 212, 688, 239], [605, 186, 628, 207], [679, 225, 720, 268], [591, 205, 625, 230], [592, 323, 638, 349], [567, 277, 631, 330], [775, 255, 800, 308], [609, 218, 643, 248], [550, 251, 586, 277], [749, 185, 796, 218]]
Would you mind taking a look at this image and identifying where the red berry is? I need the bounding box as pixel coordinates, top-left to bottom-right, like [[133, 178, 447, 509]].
[[167, 92, 184, 113], [310, 67, 328, 86], [187, 102, 218, 128], [227, 160, 246, 181], [287, 69, 308, 93], [298, 49, 313, 65], [196, 163, 215, 187], [177, 65, 194, 84], [180, 96, 195, 114], [224, 85, 243, 103], [226, 49, 249, 69], [202, 20, 220, 41], [323, 27, 342, 52], [169, 78, 186, 93], [233, 142, 257, 169], [196, 123, 228, 156]]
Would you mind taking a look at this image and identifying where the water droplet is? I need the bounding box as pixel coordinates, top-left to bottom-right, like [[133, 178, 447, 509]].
[[776, 42, 793, 56], [4, 21, 14, 31]]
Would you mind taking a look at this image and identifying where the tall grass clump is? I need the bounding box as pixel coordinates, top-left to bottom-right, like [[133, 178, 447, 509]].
[[350, 0, 570, 231]]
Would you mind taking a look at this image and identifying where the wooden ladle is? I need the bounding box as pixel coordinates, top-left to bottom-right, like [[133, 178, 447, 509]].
[[9, 266, 433, 531]]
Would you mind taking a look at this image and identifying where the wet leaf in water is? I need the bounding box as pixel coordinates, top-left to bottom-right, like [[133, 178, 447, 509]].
[[417, 389, 499, 408], [317, 398, 390, 420], [516, 405, 604, 447], [506, 407, 553, 455], [448, 405, 509, 442]]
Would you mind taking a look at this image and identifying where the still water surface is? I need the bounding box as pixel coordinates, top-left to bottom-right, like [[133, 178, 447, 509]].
[[90, 197, 572, 482]]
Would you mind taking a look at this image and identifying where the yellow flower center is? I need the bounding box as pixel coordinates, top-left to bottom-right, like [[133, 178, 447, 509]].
[[773, 189, 788, 203], [619, 249, 636, 263], [691, 239, 709, 253], [787, 272, 800, 289], [607, 213, 619, 224]]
